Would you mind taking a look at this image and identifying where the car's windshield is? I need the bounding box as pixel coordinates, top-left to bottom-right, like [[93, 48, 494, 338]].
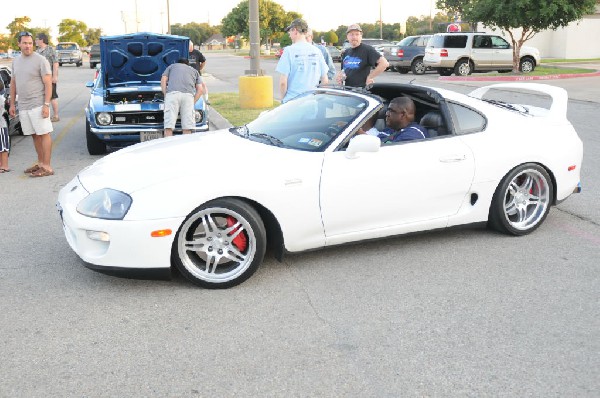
[[241, 91, 368, 151], [57, 44, 77, 50]]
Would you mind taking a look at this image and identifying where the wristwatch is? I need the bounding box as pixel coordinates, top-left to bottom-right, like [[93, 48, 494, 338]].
[[43, 102, 50, 107]]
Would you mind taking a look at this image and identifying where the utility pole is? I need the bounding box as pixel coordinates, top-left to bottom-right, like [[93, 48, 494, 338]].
[[166, 0, 171, 34], [246, 0, 263, 75], [379, 0, 383, 39]]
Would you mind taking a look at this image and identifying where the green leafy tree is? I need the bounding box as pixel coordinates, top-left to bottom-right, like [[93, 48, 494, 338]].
[[171, 22, 219, 46], [221, 0, 301, 46], [85, 28, 102, 46], [58, 19, 88, 45], [437, 0, 597, 71], [323, 31, 338, 46], [6, 16, 31, 49], [406, 12, 453, 35]]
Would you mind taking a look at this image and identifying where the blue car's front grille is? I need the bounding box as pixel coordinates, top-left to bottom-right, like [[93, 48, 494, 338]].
[[111, 112, 164, 125]]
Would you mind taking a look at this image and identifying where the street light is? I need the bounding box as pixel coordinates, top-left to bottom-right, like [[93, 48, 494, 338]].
[[166, 0, 171, 34]]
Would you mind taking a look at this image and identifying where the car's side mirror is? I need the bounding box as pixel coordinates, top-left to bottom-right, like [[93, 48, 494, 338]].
[[345, 134, 380, 159]]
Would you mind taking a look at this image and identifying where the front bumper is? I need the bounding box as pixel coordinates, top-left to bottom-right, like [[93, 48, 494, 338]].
[[57, 176, 185, 271]]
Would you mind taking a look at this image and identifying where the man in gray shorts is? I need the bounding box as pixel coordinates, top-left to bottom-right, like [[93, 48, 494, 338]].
[[160, 58, 203, 137], [9, 31, 54, 177]]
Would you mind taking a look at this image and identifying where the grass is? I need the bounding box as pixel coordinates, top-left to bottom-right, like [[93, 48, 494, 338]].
[[478, 65, 596, 77], [210, 92, 279, 126], [541, 58, 600, 63]]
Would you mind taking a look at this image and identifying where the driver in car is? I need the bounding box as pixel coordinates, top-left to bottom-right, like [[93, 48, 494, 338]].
[[359, 97, 428, 143]]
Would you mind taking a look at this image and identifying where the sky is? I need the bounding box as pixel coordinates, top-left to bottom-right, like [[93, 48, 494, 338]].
[[2, 0, 439, 38]]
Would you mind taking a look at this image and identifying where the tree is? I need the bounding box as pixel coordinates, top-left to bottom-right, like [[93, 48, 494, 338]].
[[221, 0, 300, 46], [323, 31, 338, 46], [171, 22, 218, 46], [437, 0, 597, 72], [85, 28, 102, 46], [58, 19, 88, 45], [6, 16, 31, 49]]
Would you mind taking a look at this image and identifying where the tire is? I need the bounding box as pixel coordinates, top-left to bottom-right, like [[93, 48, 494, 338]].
[[59, 62, 63, 66], [519, 56, 535, 73], [411, 58, 426, 75], [454, 59, 473, 76], [397, 68, 409, 74], [86, 120, 107, 155], [172, 198, 267, 289], [438, 68, 452, 76], [76, 61, 82, 67], [488, 163, 553, 236]]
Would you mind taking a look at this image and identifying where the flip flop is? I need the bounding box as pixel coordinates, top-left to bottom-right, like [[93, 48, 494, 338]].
[[51, 116, 60, 122], [0, 168, 10, 173], [24, 164, 41, 174], [30, 167, 54, 178]]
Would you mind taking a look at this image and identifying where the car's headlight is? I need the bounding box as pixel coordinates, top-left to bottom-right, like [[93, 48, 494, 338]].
[[77, 188, 132, 220], [194, 110, 204, 123], [96, 112, 112, 125]]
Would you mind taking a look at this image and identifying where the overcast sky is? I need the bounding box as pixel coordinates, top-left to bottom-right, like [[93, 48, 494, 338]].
[[2, 0, 439, 37]]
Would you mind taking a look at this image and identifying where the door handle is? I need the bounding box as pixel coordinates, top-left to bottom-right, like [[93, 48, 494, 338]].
[[439, 154, 466, 163]]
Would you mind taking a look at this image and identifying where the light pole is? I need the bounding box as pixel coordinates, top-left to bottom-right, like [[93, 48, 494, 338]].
[[166, 0, 171, 34], [379, 0, 383, 39]]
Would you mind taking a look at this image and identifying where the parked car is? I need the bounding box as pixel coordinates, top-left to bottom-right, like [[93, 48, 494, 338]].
[[56, 42, 83, 67], [274, 48, 283, 58], [343, 38, 391, 57], [84, 32, 209, 155], [0, 66, 22, 136], [89, 44, 100, 69], [58, 82, 583, 289], [326, 46, 342, 62], [382, 35, 432, 75], [424, 32, 540, 76]]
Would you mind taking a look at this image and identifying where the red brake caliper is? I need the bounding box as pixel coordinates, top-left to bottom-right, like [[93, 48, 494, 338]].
[[226, 216, 247, 252]]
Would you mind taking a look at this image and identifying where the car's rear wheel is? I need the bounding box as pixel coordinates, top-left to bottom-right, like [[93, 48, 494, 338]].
[[86, 120, 107, 155], [454, 59, 473, 76], [488, 163, 553, 236], [173, 198, 267, 289], [519, 56, 535, 73], [411, 58, 426, 75]]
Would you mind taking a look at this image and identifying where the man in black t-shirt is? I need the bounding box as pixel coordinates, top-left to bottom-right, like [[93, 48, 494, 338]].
[[188, 42, 206, 75], [339, 24, 389, 88]]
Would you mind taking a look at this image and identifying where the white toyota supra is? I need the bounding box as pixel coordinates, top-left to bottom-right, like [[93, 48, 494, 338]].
[[57, 83, 583, 288]]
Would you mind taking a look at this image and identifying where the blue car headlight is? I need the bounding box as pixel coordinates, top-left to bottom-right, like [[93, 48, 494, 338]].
[[77, 188, 132, 220]]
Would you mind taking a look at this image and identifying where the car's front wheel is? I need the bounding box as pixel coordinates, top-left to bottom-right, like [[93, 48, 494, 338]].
[[173, 198, 267, 289], [519, 56, 535, 73], [411, 58, 426, 75], [454, 59, 473, 76], [488, 163, 553, 236]]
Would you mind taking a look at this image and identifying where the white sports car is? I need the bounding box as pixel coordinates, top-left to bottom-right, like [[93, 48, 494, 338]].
[[57, 83, 583, 288]]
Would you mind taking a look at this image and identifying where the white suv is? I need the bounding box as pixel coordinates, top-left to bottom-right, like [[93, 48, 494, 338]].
[[424, 32, 540, 76]]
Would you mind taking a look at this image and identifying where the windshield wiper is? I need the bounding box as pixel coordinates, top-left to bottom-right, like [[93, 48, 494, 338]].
[[249, 133, 285, 147]]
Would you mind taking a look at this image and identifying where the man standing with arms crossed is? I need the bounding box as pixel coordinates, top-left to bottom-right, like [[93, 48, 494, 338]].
[[35, 33, 60, 122], [9, 31, 54, 177], [339, 24, 389, 88]]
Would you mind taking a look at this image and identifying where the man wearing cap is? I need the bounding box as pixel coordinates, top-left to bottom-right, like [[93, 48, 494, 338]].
[[276, 18, 329, 103], [36, 33, 60, 122], [339, 24, 389, 88]]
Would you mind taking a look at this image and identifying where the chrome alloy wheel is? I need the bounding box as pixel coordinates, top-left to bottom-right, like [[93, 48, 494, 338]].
[[502, 168, 550, 231], [177, 206, 257, 285]]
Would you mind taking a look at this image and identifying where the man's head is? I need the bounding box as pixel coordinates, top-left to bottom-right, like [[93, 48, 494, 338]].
[[177, 57, 190, 65], [346, 24, 363, 48], [17, 31, 34, 55], [285, 18, 308, 43], [386, 97, 416, 130], [189, 41, 194, 52], [36, 33, 49, 47]]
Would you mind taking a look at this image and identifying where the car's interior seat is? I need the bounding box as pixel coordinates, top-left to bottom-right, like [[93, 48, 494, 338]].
[[420, 111, 447, 137], [374, 102, 388, 131]]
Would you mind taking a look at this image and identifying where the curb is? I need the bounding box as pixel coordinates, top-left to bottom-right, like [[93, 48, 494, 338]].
[[439, 70, 600, 82], [208, 106, 233, 130]]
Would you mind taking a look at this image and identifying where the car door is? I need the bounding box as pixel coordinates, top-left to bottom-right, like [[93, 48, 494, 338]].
[[471, 35, 493, 69], [319, 136, 475, 242], [490, 36, 513, 69]]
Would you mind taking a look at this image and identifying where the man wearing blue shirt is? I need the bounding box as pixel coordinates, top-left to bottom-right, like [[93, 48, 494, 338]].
[[276, 19, 329, 103], [377, 97, 429, 143]]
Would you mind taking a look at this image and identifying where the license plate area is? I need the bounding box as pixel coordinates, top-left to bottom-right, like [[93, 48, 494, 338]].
[[140, 131, 163, 142]]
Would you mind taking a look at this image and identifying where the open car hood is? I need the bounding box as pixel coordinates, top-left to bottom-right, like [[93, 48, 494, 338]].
[[100, 32, 189, 88]]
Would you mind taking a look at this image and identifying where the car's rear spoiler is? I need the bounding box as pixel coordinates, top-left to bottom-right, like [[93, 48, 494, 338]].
[[469, 83, 568, 119]]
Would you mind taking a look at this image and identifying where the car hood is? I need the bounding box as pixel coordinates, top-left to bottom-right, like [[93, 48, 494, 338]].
[[78, 130, 314, 194], [100, 32, 189, 88]]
